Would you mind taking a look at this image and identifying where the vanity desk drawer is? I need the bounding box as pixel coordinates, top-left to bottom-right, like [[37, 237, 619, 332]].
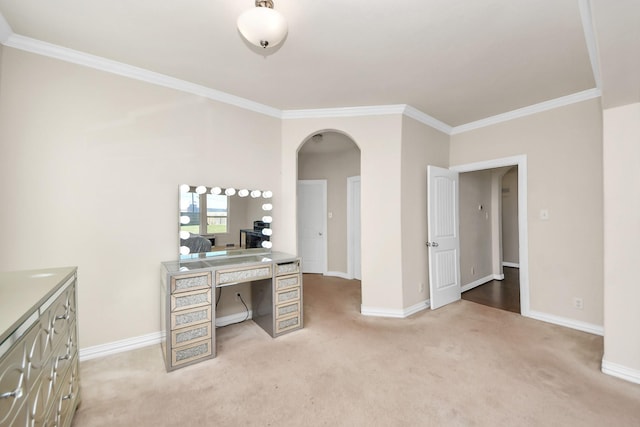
[[276, 287, 301, 305], [170, 288, 211, 311], [171, 272, 211, 293], [216, 264, 272, 286], [275, 261, 300, 276], [276, 301, 300, 319], [170, 306, 212, 330], [171, 323, 212, 347], [275, 313, 301, 334], [275, 274, 300, 291], [171, 339, 212, 367]]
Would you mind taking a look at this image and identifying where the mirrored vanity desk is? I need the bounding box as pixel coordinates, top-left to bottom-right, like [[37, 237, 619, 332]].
[[160, 250, 303, 372]]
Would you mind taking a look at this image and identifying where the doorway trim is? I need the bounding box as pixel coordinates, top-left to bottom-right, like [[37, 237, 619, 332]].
[[450, 155, 530, 316], [347, 176, 361, 280]]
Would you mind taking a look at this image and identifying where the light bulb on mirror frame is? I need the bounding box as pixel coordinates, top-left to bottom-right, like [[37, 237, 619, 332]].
[[180, 231, 190, 240], [225, 188, 236, 196], [262, 215, 273, 223], [262, 190, 273, 198], [262, 228, 273, 236], [195, 185, 207, 194], [180, 216, 191, 224], [251, 190, 262, 198], [211, 187, 222, 195], [261, 241, 273, 249], [262, 203, 273, 211], [238, 189, 250, 197], [179, 246, 191, 255], [179, 184, 190, 193]]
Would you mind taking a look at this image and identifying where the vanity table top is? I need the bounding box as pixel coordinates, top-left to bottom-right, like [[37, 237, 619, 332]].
[[0, 266, 77, 345], [162, 251, 299, 273]]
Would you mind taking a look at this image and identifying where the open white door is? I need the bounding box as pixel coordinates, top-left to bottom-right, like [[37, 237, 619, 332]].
[[297, 180, 327, 274], [427, 166, 461, 309]]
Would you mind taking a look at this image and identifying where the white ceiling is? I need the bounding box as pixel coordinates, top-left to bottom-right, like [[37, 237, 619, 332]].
[[0, 1, 637, 128]]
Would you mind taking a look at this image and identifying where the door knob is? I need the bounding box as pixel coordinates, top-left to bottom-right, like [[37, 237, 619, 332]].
[[426, 242, 439, 247]]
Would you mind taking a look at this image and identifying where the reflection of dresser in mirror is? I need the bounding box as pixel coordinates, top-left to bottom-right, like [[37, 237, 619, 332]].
[[239, 220, 271, 249]]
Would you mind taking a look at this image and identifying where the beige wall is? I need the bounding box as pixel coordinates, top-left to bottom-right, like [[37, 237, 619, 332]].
[[501, 167, 519, 264], [298, 137, 360, 275], [281, 116, 405, 311], [602, 102, 640, 374], [0, 47, 281, 347], [459, 170, 494, 285], [450, 98, 604, 325], [400, 116, 449, 308]]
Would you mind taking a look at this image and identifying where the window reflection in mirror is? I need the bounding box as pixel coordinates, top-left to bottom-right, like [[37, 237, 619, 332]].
[[179, 185, 273, 259]]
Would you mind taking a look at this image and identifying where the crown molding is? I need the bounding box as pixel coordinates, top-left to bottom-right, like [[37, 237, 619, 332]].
[[281, 104, 406, 119], [281, 104, 452, 135], [0, 26, 602, 136], [402, 105, 453, 134], [579, 0, 602, 90], [2, 33, 282, 119], [450, 88, 602, 135]]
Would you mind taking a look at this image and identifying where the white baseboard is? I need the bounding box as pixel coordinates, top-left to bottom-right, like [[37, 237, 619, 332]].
[[324, 271, 351, 280], [215, 310, 253, 327], [79, 331, 163, 361], [527, 310, 604, 336], [503, 262, 520, 268], [79, 310, 253, 361], [461, 274, 495, 292], [601, 359, 640, 385], [361, 300, 430, 318]]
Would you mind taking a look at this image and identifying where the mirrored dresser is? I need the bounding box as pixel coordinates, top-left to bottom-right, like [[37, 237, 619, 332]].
[[160, 251, 303, 371], [0, 266, 80, 427]]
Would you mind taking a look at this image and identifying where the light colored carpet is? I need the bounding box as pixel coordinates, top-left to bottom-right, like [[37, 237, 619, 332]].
[[72, 274, 640, 426]]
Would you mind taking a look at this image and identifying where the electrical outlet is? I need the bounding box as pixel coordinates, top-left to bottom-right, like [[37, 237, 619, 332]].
[[235, 292, 241, 302], [573, 297, 583, 310], [419, 282, 424, 292], [471, 266, 475, 275]]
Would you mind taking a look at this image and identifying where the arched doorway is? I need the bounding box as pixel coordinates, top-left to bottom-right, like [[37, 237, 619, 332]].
[[297, 131, 361, 279]]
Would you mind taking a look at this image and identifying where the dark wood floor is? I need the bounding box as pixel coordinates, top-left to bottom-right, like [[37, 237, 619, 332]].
[[461, 267, 520, 313]]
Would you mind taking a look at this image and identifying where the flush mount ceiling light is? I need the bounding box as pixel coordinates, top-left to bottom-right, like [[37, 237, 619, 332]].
[[237, 0, 288, 49]]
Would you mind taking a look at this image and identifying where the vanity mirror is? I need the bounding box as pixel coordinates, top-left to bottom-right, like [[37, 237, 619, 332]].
[[178, 184, 273, 259]]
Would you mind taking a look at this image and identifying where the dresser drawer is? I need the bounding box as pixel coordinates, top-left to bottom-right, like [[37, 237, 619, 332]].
[[41, 282, 76, 357], [171, 306, 211, 329], [0, 348, 28, 426], [275, 261, 300, 276], [216, 265, 272, 286], [171, 339, 212, 367], [171, 272, 211, 294], [171, 288, 211, 312], [275, 274, 300, 291], [171, 323, 212, 348], [275, 313, 301, 334], [276, 287, 300, 305], [275, 301, 300, 319]]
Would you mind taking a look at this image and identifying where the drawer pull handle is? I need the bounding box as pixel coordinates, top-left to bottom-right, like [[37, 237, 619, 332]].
[[58, 353, 71, 361], [0, 388, 24, 400], [55, 313, 70, 321], [62, 393, 74, 400]]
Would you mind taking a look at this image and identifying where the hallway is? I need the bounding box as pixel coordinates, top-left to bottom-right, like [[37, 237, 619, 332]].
[[461, 267, 520, 313]]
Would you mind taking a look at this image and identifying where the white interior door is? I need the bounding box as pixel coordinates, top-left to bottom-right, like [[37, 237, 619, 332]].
[[347, 176, 361, 280], [297, 180, 327, 274], [427, 166, 461, 309]]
